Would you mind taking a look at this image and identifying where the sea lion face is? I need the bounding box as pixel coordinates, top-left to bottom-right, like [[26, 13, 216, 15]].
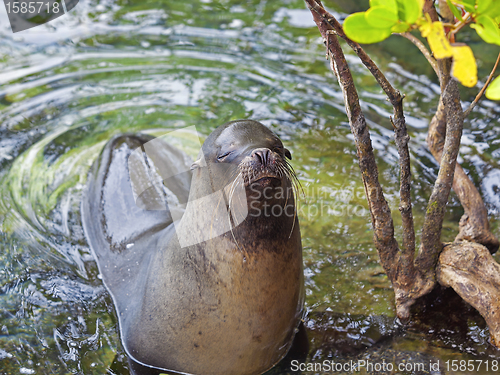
[[191, 120, 296, 210]]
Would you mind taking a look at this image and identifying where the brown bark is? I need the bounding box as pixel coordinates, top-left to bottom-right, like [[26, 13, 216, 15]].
[[307, 7, 401, 282], [437, 242, 500, 346], [416, 79, 463, 275], [426, 81, 499, 254], [303, 3, 417, 275]]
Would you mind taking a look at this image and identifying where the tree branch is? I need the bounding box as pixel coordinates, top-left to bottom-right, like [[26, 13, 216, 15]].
[[305, 0, 424, 319], [306, 0, 400, 272], [428, 94, 499, 253], [304, 3, 417, 279], [416, 79, 463, 277], [399, 33, 438, 76]]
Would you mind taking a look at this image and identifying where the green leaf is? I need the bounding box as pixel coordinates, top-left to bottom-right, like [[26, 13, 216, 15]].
[[370, 0, 398, 14], [396, 0, 423, 23], [391, 22, 411, 33], [455, 0, 476, 13], [480, 0, 500, 18], [446, 0, 464, 21], [471, 15, 500, 45], [366, 6, 399, 28], [485, 75, 500, 100], [344, 12, 393, 43], [476, 0, 492, 14]]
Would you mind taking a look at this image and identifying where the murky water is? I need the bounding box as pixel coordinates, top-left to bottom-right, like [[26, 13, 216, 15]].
[[1, 0, 499, 374]]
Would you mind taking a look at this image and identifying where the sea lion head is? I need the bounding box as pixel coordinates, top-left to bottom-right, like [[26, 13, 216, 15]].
[[190, 120, 298, 208], [177, 120, 299, 247]]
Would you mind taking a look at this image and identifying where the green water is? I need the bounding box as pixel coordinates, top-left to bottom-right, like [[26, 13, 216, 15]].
[[0, 0, 499, 374]]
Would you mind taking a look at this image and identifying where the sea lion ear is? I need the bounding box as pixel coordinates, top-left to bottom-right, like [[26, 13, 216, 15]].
[[284, 148, 292, 160], [191, 160, 202, 170]]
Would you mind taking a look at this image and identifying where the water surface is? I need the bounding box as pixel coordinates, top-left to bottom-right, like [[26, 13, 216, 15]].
[[1, 0, 500, 374]]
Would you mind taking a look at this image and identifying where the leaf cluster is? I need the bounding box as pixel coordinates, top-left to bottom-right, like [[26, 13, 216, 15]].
[[343, 0, 500, 98]]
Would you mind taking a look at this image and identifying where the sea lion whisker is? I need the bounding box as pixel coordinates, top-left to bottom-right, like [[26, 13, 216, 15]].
[[227, 174, 242, 222], [280, 164, 300, 239], [227, 172, 244, 251], [288, 209, 297, 239], [221, 165, 240, 186], [230, 178, 247, 225], [210, 183, 230, 240], [227, 173, 241, 215], [287, 168, 303, 203], [276, 164, 291, 208]]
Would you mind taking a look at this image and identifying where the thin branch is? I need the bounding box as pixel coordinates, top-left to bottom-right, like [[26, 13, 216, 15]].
[[428, 91, 499, 254], [304, 0, 401, 106], [463, 51, 500, 118], [399, 33, 438, 76], [449, 16, 470, 38], [394, 113, 416, 279], [416, 79, 463, 276]]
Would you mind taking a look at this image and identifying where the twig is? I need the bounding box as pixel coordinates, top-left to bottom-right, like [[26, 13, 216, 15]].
[[463, 52, 500, 118], [304, 0, 401, 106], [399, 33, 438, 76], [449, 16, 470, 38]]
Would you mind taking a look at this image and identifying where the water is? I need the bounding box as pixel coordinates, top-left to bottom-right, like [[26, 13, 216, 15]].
[[0, 0, 499, 373]]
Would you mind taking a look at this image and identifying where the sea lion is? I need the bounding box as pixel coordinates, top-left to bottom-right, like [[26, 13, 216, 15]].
[[81, 120, 304, 375]]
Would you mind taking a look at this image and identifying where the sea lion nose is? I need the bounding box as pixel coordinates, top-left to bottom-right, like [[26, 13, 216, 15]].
[[251, 148, 272, 166]]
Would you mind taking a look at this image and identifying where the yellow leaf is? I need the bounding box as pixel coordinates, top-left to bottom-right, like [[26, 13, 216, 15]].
[[451, 45, 477, 88], [418, 16, 432, 37], [419, 20, 453, 59]]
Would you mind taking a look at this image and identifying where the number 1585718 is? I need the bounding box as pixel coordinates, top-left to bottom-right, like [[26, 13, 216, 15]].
[[5, 1, 60, 14]]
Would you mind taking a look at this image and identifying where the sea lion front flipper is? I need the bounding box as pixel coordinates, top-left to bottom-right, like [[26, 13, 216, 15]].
[[81, 134, 191, 303]]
